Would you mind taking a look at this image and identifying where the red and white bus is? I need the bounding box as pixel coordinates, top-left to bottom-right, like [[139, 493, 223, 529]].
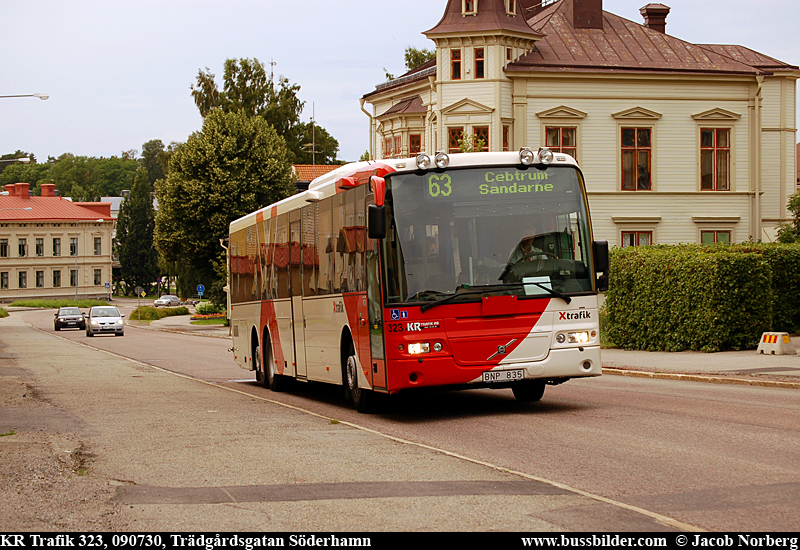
[[228, 149, 608, 412]]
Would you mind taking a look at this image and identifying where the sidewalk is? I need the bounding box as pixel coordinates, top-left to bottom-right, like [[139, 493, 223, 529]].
[[134, 310, 800, 389]]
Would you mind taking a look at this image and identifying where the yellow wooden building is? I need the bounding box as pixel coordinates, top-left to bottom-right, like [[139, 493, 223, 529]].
[[361, 0, 798, 245]]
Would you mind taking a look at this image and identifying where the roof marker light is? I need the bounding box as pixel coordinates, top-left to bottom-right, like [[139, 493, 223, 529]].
[[519, 148, 535, 165], [435, 152, 450, 169], [416, 154, 432, 170]]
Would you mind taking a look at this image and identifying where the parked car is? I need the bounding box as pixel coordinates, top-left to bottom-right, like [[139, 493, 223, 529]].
[[85, 306, 125, 337], [154, 295, 181, 307], [54, 307, 85, 331]]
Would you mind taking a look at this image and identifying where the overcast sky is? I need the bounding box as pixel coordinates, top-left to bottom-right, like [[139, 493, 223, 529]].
[[1, 0, 798, 164]]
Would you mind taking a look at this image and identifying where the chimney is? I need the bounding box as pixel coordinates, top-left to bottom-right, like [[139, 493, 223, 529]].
[[17, 183, 31, 199], [640, 3, 670, 33], [567, 0, 603, 29], [41, 183, 56, 197], [4, 184, 17, 197]]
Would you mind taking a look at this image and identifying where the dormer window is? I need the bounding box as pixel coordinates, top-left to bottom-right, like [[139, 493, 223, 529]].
[[463, 0, 477, 15], [506, 0, 516, 15]]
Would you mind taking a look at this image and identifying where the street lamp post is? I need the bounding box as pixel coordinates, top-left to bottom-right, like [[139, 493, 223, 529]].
[[0, 207, 33, 212], [0, 93, 49, 100], [0, 158, 31, 164]]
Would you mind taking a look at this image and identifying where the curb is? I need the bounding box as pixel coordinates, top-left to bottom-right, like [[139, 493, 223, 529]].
[[602, 367, 800, 390]]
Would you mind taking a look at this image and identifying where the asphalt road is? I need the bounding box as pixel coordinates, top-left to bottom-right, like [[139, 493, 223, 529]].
[[6, 307, 800, 532]]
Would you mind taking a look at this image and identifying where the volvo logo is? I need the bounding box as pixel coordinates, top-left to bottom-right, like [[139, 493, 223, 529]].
[[487, 339, 517, 361]]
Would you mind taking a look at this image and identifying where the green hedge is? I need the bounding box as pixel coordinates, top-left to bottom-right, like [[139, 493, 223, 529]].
[[0, 308, 8, 318], [604, 244, 774, 352], [130, 306, 189, 321]]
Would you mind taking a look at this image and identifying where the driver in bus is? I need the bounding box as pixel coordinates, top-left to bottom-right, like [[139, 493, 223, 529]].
[[505, 221, 546, 266]]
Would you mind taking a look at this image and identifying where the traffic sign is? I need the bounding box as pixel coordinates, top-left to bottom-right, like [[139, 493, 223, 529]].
[[197, 284, 205, 293], [140, 291, 146, 298], [105, 282, 110, 289]]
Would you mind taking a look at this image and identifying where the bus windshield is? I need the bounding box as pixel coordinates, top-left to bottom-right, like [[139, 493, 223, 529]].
[[381, 165, 595, 305]]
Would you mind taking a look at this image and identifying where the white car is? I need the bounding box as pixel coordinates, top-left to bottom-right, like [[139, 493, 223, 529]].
[[154, 295, 181, 307], [85, 306, 125, 337]]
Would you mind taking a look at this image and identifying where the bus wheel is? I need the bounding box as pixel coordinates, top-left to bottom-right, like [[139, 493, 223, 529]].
[[346, 353, 371, 413], [254, 344, 267, 387], [512, 380, 546, 403], [266, 346, 285, 392]]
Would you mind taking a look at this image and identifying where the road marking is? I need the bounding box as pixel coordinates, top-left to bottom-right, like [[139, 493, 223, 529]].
[[30, 321, 704, 532]]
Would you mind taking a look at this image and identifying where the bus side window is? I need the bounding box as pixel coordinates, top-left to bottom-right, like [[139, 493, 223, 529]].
[[276, 213, 290, 299], [332, 194, 345, 293], [302, 205, 316, 297], [317, 197, 333, 295]]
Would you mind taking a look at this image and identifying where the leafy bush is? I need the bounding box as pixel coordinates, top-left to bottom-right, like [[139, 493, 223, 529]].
[[195, 301, 224, 315], [0, 308, 8, 318], [130, 306, 189, 321], [604, 244, 773, 352]]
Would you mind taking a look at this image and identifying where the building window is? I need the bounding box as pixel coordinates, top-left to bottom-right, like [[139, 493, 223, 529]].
[[507, 48, 512, 61], [473, 126, 490, 151], [94, 269, 102, 286], [701, 230, 731, 244], [503, 126, 510, 152], [409, 134, 422, 155], [384, 137, 392, 159], [701, 129, 730, 191], [70, 237, 77, 256], [94, 236, 102, 255], [451, 49, 462, 80], [0, 272, 7, 289], [621, 128, 652, 190], [622, 231, 652, 247], [474, 48, 485, 79], [448, 127, 464, 154], [18, 271, 27, 289], [546, 127, 577, 158], [393, 135, 402, 158], [18, 238, 26, 258], [36, 270, 44, 288], [463, 0, 476, 15], [36, 238, 44, 257], [53, 270, 61, 288], [70, 269, 77, 288], [53, 238, 61, 257], [0, 239, 7, 258], [506, 0, 516, 14]]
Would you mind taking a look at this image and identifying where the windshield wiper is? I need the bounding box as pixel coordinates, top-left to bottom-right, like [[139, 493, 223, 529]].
[[419, 283, 570, 313]]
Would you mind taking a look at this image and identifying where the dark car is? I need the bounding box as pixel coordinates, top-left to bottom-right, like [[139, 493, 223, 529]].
[[54, 307, 86, 331], [85, 306, 125, 337]]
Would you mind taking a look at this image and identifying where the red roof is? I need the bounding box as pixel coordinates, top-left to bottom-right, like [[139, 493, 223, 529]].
[[508, 1, 772, 76], [0, 184, 113, 222], [292, 165, 341, 182]]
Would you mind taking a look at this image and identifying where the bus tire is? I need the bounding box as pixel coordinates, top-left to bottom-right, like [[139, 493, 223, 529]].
[[512, 380, 546, 402], [254, 343, 267, 387], [346, 352, 372, 413], [266, 344, 286, 392]]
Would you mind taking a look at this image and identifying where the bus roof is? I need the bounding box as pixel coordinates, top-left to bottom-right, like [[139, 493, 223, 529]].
[[229, 151, 579, 234]]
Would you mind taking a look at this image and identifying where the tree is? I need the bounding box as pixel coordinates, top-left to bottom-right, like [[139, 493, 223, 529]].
[[140, 139, 166, 188], [154, 109, 294, 304], [777, 192, 800, 243], [117, 168, 159, 294], [404, 46, 435, 71], [190, 57, 340, 164], [290, 122, 342, 165]]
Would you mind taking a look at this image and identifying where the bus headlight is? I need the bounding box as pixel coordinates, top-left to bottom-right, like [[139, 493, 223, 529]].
[[416, 154, 431, 170], [408, 343, 430, 354], [435, 152, 450, 169], [567, 331, 590, 344], [519, 148, 535, 165], [538, 147, 554, 165]]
